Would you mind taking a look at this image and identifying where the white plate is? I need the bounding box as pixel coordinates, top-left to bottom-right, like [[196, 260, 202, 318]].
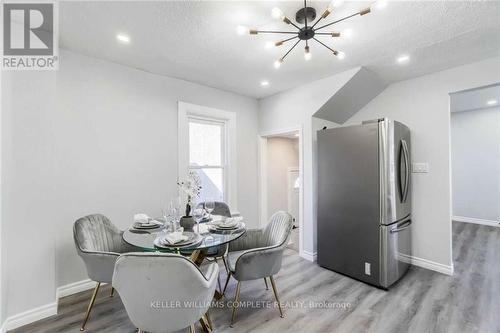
[[133, 222, 160, 229], [209, 222, 244, 231], [154, 232, 201, 248]]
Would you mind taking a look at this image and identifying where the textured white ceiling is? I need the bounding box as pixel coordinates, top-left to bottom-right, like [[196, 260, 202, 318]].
[[450, 84, 500, 112], [59, 1, 500, 99]]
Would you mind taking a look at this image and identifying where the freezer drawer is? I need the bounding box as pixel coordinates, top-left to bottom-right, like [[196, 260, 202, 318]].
[[380, 217, 412, 288]]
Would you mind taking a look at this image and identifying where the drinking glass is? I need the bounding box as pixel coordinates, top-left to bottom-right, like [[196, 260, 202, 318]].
[[193, 208, 204, 234], [205, 199, 215, 221], [161, 208, 169, 230], [169, 197, 182, 231]]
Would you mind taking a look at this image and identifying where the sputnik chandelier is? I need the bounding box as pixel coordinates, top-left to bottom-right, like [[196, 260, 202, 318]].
[[242, 0, 385, 68]]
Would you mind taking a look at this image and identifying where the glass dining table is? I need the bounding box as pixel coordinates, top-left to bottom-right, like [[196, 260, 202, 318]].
[[122, 217, 246, 266]]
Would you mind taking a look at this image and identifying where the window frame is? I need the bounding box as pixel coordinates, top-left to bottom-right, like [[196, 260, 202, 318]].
[[178, 102, 237, 210], [187, 116, 227, 202]]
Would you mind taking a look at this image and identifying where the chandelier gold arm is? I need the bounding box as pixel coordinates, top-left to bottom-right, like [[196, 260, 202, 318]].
[[275, 36, 299, 47], [312, 37, 339, 56]]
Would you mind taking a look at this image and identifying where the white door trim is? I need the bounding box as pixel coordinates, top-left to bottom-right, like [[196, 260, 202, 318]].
[[287, 166, 299, 222], [258, 126, 304, 258]]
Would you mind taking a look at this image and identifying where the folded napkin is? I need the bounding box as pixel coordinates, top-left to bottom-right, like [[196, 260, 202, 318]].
[[215, 217, 239, 228], [164, 232, 189, 245], [211, 215, 225, 223], [197, 224, 210, 234], [134, 213, 150, 224]]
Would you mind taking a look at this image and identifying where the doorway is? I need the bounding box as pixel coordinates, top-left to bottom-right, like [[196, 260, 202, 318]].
[[259, 127, 303, 254], [449, 83, 500, 228]]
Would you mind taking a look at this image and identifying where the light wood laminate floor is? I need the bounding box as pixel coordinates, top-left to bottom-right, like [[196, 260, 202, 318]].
[[10, 221, 500, 333]]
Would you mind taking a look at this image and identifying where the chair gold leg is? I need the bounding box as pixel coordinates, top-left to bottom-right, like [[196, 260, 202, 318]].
[[222, 272, 231, 295], [199, 314, 212, 333], [80, 282, 101, 331], [264, 277, 269, 290], [189, 324, 195, 333], [221, 256, 229, 274], [269, 276, 284, 318], [230, 281, 241, 328], [110, 287, 115, 297], [205, 309, 213, 329]]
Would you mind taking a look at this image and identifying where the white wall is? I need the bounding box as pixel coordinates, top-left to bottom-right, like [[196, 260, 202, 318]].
[[259, 68, 358, 259], [1, 49, 259, 320], [451, 107, 500, 221], [2, 69, 58, 322], [266, 137, 299, 219], [345, 57, 500, 269]]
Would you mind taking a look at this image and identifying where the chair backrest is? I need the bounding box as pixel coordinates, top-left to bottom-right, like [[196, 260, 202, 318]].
[[73, 214, 123, 253], [196, 201, 231, 217], [113, 253, 218, 333], [262, 211, 294, 247]]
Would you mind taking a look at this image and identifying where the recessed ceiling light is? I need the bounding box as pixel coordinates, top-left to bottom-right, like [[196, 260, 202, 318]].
[[116, 33, 130, 44], [261, 80, 269, 87], [487, 99, 498, 106], [396, 54, 410, 64]]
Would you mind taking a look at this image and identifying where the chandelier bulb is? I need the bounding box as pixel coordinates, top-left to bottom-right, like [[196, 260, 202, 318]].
[[304, 46, 312, 61], [271, 7, 284, 19]]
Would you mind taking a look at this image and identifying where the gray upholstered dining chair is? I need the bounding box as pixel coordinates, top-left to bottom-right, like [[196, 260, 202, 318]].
[[196, 201, 232, 279], [223, 211, 293, 327], [113, 252, 219, 333], [73, 214, 136, 331]]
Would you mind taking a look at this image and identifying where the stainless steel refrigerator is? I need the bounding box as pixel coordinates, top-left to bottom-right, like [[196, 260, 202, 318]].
[[317, 118, 412, 289]]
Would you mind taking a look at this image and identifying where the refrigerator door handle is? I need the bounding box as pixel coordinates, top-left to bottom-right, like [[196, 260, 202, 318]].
[[390, 219, 412, 233], [401, 139, 410, 203]]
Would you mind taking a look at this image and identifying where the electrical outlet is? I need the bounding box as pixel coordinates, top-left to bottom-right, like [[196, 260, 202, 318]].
[[412, 162, 429, 173], [365, 262, 371, 276]]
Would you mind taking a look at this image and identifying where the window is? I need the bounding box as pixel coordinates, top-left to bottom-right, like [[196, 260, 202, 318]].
[[188, 118, 226, 202], [178, 102, 237, 209]]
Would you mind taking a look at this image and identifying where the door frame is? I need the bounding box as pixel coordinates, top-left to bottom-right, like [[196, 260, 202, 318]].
[[287, 166, 300, 222], [258, 126, 304, 257]]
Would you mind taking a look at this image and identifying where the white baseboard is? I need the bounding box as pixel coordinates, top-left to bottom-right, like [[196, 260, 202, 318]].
[[56, 278, 95, 300], [300, 250, 317, 262], [408, 255, 454, 276], [2, 302, 57, 332], [2, 278, 97, 332], [452, 216, 499, 228]]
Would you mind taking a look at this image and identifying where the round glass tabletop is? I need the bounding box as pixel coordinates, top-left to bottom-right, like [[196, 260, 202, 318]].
[[122, 218, 246, 253]]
